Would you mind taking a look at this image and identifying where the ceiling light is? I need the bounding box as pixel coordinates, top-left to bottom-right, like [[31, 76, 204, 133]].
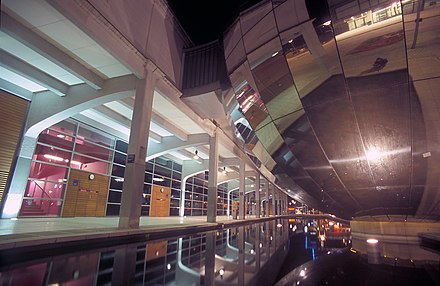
[[56, 134, 65, 138], [153, 177, 165, 182], [222, 167, 227, 174], [271, 51, 279, 57], [193, 150, 199, 160]]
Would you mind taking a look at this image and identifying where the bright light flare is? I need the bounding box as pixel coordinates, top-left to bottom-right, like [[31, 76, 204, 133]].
[[367, 238, 379, 244]]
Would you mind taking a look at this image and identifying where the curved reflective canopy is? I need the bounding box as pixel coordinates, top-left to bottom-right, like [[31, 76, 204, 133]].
[[223, 0, 440, 219]]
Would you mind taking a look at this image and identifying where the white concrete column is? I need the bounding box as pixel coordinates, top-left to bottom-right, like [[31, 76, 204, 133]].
[[265, 182, 270, 218], [207, 133, 219, 223], [239, 158, 245, 220], [271, 186, 276, 217], [2, 136, 38, 218], [255, 174, 260, 218], [119, 74, 155, 229]]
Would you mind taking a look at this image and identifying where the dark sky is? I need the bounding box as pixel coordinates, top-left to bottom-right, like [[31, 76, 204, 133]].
[[167, 0, 329, 45]]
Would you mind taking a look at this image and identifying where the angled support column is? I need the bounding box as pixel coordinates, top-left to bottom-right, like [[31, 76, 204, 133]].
[[207, 132, 219, 223], [239, 158, 245, 220], [255, 173, 260, 218], [180, 160, 209, 217], [1, 136, 37, 218], [119, 74, 155, 229]]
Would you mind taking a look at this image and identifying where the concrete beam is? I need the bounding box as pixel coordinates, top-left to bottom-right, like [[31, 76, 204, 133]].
[[0, 78, 33, 100], [25, 74, 137, 137], [120, 97, 189, 141], [0, 50, 69, 96], [1, 11, 104, 90], [146, 133, 209, 161]]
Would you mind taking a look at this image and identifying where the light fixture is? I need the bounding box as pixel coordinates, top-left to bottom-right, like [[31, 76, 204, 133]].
[[153, 177, 164, 182], [222, 167, 227, 174], [193, 150, 199, 160], [271, 51, 279, 57]]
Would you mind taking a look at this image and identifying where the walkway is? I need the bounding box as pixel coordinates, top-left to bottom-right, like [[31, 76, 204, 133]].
[[0, 215, 275, 252]]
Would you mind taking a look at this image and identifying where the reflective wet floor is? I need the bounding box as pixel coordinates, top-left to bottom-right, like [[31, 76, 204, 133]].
[[0, 219, 438, 286]]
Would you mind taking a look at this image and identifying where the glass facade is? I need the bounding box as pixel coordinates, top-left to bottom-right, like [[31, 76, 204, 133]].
[[20, 120, 115, 217], [108, 140, 183, 217]]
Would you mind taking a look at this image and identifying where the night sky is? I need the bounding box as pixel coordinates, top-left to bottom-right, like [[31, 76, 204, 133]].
[[167, 0, 329, 45]]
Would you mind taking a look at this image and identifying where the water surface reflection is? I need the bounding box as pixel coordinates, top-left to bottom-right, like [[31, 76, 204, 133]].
[[0, 219, 292, 286]]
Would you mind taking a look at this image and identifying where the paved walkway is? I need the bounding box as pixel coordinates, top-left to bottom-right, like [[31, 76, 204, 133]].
[[0, 215, 276, 251]]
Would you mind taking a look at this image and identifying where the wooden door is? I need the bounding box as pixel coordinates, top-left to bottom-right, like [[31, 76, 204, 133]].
[[62, 169, 109, 217], [150, 185, 170, 217]]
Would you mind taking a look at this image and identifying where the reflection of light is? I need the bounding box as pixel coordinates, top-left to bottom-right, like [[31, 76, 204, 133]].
[[71, 160, 82, 166], [299, 269, 306, 277], [367, 238, 379, 244], [323, 20, 332, 26], [272, 51, 279, 57], [259, 243, 263, 248], [56, 134, 65, 138], [115, 178, 124, 182], [366, 148, 381, 161], [329, 221, 334, 226], [250, 249, 255, 254], [44, 154, 64, 162], [167, 264, 171, 270], [277, 223, 283, 228], [304, 226, 308, 233], [270, 236, 273, 241], [288, 39, 293, 43], [11, 218, 18, 221], [153, 177, 164, 182], [219, 268, 225, 276]]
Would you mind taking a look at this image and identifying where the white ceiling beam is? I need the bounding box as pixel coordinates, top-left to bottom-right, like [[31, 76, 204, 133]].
[[1, 11, 104, 90], [72, 113, 129, 142], [0, 78, 33, 100], [25, 74, 136, 137], [146, 133, 209, 161], [0, 49, 69, 96], [120, 97, 189, 141], [89, 105, 162, 144]]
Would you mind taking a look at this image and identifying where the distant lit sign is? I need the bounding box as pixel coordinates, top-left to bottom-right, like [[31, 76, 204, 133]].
[[127, 154, 135, 163]]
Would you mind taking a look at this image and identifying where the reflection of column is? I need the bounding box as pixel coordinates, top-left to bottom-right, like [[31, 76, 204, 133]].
[[302, 21, 328, 66], [119, 74, 155, 228], [177, 238, 200, 284], [239, 158, 245, 220], [265, 221, 271, 257], [255, 174, 260, 218], [207, 133, 219, 223], [205, 232, 216, 285], [238, 226, 245, 286], [256, 223, 261, 270], [112, 245, 137, 285], [2, 136, 37, 218]]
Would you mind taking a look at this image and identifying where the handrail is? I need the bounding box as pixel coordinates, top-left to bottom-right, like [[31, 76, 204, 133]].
[[34, 182, 53, 200]]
